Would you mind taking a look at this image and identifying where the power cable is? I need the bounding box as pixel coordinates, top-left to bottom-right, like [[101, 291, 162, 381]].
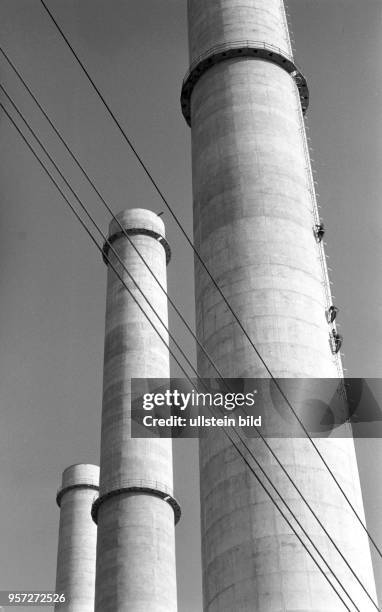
[[0, 100, 368, 612], [0, 86, 198, 380], [0, 43, 228, 386], [37, 0, 382, 558], [1, 80, 377, 610]]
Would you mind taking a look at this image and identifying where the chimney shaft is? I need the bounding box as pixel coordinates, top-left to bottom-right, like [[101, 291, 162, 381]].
[[183, 1, 378, 609], [93, 209, 179, 612], [55, 463, 99, 611]]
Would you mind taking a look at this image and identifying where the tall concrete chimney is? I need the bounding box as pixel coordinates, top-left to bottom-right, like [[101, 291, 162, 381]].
[[55, 463, 99, 611], [92, 209, 180, 611], [181, 1, 377, 609]]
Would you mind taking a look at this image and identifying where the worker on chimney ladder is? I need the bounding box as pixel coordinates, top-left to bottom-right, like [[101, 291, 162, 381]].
[[327, 305, 339, 324], [330, 330, 343, 354], [314, 222, 325, 243]]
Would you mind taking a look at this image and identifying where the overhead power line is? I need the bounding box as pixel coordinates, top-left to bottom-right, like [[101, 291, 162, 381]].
[[0, 101, 358, 612], [0, 42, 228, 386], [37, 0, 382, 562], [0, 77, 378, 610]]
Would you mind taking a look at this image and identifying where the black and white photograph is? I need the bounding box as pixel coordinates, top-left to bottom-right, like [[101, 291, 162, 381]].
[[0, 1, 381, 610]]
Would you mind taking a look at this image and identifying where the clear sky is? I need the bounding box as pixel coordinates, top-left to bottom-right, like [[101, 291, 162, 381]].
[[0, 1, 381, 611]]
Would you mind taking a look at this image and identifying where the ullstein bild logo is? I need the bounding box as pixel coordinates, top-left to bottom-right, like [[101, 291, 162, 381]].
[[131, 378, 382, 439]]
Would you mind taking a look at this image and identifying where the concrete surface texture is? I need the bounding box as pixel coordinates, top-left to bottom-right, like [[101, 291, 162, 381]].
[[54, 463, 99, 611], [94, 209, 178, 611], [188, 0, 293, 64], [186, 0, 378, 610]]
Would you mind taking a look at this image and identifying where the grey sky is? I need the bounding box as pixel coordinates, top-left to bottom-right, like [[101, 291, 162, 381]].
[[0, 1, 381, 610]]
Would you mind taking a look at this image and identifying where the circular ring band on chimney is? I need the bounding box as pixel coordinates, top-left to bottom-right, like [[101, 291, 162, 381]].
[[56, 482, 99, 507], [56, 464, 100, 507], [91, 483, 181, 525], [102, 228, 171, 266], [181, 40, 309, 126]]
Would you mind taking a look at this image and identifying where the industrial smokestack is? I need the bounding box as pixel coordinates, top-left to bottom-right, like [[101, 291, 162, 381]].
[[93, 209, 179, 611], [55, 463, 99, 611], [182, 0, 377, 609]]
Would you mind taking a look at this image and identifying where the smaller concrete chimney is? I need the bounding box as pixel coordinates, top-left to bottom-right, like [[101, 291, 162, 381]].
[[55, 463, 99, 611]]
